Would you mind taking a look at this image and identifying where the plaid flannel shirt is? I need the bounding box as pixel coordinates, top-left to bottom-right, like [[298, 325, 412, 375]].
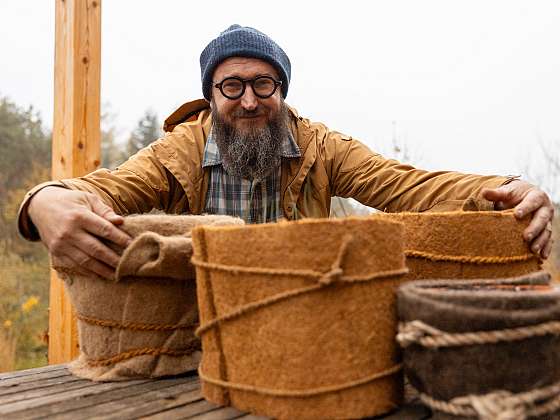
[[202, 131, 301, 224]]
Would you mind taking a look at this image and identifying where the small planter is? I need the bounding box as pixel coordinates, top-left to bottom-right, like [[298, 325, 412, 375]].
[[397, 271, 560, 419], [54, 214, 243, 381], [388, 211, 541, 281], [192, 216, 408, 419]]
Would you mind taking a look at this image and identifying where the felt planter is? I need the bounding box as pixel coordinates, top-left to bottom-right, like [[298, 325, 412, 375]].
[[397, 271, 560, 419], [387, 211, 541, 281], [192, 216, 409, 419], [53, 214, 243, 381]]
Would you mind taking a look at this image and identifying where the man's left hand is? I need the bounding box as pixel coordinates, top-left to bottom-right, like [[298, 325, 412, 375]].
[[482, 180, 554, 259]]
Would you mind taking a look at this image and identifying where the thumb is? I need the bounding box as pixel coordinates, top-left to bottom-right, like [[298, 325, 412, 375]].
[[481, 187, 510, 210], [86, 195, 124, 225], [481, 187, 510, 202]]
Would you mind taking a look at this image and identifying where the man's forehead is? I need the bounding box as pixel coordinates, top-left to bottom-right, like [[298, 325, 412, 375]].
[[213, 57, 279, 79]]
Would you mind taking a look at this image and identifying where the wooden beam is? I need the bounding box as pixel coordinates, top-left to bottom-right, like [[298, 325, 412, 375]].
[[49, 0, 101, 364]]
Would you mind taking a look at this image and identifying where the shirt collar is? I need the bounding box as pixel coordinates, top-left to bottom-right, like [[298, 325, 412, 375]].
[[202, 127, 301, 168]]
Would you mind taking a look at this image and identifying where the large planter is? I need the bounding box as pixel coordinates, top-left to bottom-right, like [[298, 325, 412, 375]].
[[54, 214, 243, 381], [387, 211, 541, 281], [397, 271, 560, 419], [192, 216, 409, 419]]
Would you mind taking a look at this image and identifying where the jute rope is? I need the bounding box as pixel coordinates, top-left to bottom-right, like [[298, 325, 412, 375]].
[[76, 313, 197, 332], [412, 381, 560, 419], [198, 363, 402, 398], [85, 342, 201, 367], [404, 249, 536, 265], [397, 319, 560, 348], [193, 235, 408, 337]]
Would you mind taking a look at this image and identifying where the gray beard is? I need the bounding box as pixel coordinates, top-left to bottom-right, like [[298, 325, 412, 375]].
[[211, 102, 290, 180]]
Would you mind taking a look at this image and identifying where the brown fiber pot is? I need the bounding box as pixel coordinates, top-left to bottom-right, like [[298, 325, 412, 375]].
[[53, 214, 243, 381], [386, 211, 541, 281], [192, 216, 408, 419], [397, 271, 560, 419]]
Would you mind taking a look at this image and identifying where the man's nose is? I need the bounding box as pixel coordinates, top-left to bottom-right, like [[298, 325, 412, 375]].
[[240, 85, 258, 111]]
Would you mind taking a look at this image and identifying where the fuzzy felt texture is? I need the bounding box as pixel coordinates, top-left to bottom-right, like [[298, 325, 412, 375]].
[[192, 216, 408, 419], [53, 214, 243, 381], [386, 211, 541, 281], [397, 271, 560, 419]]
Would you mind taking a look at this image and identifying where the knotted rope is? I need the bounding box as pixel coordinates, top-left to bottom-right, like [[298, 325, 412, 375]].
[[76, 313, 197, 332], [85, 341, 201, 367], [397, 319, 560, 348], [413, 381, 560, 419], [404, 250, 536, 265], [192, 234, 407, 397], [193, 235, 408, 337]]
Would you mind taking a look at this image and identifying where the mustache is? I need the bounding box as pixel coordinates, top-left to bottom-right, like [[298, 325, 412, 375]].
[[231, 106, 267, 118]]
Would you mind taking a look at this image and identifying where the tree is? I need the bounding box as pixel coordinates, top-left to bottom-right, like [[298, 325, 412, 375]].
[[125, 109, 162, 157]]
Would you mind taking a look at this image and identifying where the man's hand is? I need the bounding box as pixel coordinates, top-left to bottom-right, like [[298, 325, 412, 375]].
[[482, 180, 554, 259], [28, 187, 132, 280]]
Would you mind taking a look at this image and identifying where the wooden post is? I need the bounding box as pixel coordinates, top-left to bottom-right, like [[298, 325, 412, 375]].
[[49, 0, 101, 364]]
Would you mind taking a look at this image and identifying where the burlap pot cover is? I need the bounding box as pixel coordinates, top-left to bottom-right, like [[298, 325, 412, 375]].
[[386, 211, 541, 281], [191, 216, 410, 419], [53, 214, 244, 381], [397, 271, 560, 419]]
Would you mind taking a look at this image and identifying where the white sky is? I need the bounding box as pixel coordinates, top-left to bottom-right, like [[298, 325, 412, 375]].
[[1, 1, 559, 194]]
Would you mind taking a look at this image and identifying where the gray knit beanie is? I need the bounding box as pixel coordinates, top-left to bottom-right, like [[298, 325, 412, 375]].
[[200, 24, 291, 101]]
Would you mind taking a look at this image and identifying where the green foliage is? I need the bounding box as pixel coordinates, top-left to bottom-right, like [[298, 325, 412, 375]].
[[0, 95, 51, 371]]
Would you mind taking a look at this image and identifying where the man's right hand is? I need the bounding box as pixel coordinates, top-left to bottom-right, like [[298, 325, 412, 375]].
[[28, 187, 132, 280]]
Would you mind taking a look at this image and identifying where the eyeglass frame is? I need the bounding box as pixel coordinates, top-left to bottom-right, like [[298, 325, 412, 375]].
[[213, 75, 283, 100]]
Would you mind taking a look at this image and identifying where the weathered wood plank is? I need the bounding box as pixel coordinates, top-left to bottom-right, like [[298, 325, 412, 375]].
[[0, 368, 72, 387], [87, 385, 203, 420], [234, 415, 268, 420], [139, 399, 220, 420], [50, 0, 102, 364], [0, 378, 149, 416], [0, 379, 96, 406], [186, 406, 248, 420], [0, 364, 66, 380], [0, 374, 82, 397], [47, 377, 200, 420]]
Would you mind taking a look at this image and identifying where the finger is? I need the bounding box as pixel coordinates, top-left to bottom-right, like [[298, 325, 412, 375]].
[[68, 245, 116, 280], [79, 211, 131, 248], [514, 189, 547, 219], [52, 255, 91, 278], [529, 225, 552, 255], [481, 187, 510, 203], [523, 205, 553, 242], [541, 237, 553, 259], [87, 194, 125, 225], [74, 231, 122, 268]]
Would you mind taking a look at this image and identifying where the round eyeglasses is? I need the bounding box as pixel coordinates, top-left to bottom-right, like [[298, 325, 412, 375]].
[[214, 76, 282, 100]]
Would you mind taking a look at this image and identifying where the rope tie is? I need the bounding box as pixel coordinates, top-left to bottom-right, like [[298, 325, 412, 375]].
[[414, 381, 560, 419], [85, 342, 201, 367], [193, 234, 408, 337], [404, 249, 537, 265], [76, 313, 197, 332], [198, 363, 402, 398], [397, 319, 560, 348]]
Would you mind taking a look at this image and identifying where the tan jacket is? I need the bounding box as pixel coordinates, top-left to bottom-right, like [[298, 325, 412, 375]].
[[18, 99, 507, 240]]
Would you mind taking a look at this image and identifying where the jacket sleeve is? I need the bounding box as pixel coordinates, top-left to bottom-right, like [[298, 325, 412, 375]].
[[17, 143, 188, 241], [324, 132, 508, 212]]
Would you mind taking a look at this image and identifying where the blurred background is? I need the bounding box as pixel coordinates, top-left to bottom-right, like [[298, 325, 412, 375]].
[[1, 0, 558, 371]]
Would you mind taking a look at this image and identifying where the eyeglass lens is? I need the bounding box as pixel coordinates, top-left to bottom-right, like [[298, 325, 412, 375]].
[[220, 77, 277, 99]]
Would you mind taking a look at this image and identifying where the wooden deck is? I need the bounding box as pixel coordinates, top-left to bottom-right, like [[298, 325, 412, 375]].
[[0, 365, 430, 419]]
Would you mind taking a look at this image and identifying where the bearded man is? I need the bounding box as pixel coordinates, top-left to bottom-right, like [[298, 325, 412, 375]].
[[18, 24, 554, 280]]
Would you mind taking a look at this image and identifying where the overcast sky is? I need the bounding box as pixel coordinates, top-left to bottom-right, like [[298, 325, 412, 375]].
[[1, 1, 559, 196]]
